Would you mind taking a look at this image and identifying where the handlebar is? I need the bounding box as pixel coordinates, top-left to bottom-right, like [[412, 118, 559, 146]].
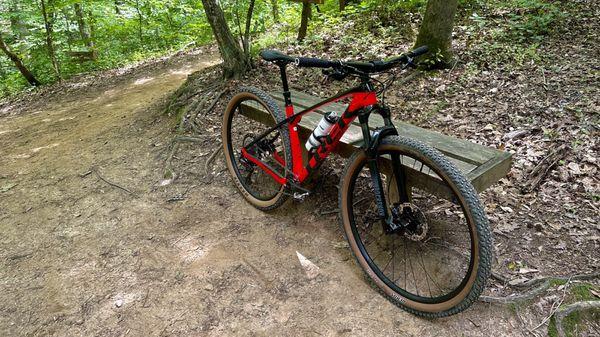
[[295, 57, 339, 68], [260, 46, 429, 78], [297, 46, 429, 73]]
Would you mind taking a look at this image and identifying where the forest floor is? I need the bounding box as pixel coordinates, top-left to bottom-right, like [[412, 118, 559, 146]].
[[1, 4, 599, 337]]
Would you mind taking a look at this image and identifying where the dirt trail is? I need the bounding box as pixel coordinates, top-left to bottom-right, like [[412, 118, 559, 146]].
[[0, 51, 519, 337]]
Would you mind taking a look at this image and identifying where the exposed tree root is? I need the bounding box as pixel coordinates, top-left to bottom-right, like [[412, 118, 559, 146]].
[[554, 301, 600, 337], [491, 271, 600, 289], [162, 72, 231, 181], [172, 136, 203, 143], [481, 272, 600, 304], [196, 88, 229, 119]]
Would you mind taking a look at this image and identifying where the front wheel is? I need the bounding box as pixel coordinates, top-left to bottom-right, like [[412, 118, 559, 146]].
[[339, 136, 492, 317]]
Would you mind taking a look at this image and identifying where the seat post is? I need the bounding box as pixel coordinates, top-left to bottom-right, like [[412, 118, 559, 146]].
[[277, 63, 292, 107]]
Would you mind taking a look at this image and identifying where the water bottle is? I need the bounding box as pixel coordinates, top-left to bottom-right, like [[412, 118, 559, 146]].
[[305, 112, 338, 151]]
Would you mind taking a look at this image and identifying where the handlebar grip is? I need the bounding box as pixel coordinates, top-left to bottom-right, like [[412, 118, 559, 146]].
[[296, 57, 337, 68], [408, 45, 429, 58]]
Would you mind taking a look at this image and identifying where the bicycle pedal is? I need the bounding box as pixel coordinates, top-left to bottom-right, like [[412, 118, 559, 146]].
[[293, 191, 310, 202]]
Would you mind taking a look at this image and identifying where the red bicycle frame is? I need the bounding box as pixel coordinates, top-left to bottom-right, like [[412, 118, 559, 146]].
[[240, 87, 378, 187]]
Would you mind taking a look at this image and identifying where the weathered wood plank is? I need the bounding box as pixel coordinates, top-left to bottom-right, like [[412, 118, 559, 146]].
[[239, 89, 512, 193], [466, 151, 513, 192], [272, 90, 502, 166], [240, 100, 477, 175]]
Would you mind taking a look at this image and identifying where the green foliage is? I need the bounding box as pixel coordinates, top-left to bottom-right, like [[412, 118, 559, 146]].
[[0, 0, 215, 97], [461, 0, 564, 69], [570, 284, 597, 302], [0, 0, 572, 97], [503, 0, 564, 43]]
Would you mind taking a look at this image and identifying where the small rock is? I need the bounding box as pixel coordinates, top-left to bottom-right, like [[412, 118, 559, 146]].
[[509, 277, 529, 286], [296, 251, 320, 279], [333, 241, 349, 249], [482, 124, 494, 131], [204, 283, 214, 291], [159, 178, 173, 186], [115, 299, 123, 308], [503, 129, 528, 140], [567, 162, 582, 175]]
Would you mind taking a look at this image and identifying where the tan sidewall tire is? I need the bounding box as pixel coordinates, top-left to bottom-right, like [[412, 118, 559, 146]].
[[222, 88, 290, 210], [339, 137, 491, 316]]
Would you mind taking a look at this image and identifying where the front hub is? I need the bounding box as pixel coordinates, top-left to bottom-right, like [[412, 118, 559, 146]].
[[390, 202, 428, 241]]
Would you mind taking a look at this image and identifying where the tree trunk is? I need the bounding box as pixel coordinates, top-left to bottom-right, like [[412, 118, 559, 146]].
[[242, 0, 256, 58], [297, 1, 311, 42], [270, 0, 279, 23], [40, 0, 61, 78], [414, 0, 458, 67], [73, 3, 94, 51], [61, 9, 74, 51], [0, 33, 41, 86], [134, 0, 144, 44], [201, 0, 249, 79], [339, 0, 357, 11], [9, 1, 28, 39]]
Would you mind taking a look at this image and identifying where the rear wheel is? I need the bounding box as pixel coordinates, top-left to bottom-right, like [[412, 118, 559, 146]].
[[339, 136, 492, 317], [222, 86, 291, 210]]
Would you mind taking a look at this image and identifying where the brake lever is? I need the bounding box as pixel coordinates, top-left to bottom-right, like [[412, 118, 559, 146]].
[[322, 68, 347, 82], [402, 56, 416, 69]]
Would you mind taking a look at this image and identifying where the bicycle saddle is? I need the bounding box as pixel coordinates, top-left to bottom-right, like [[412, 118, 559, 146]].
[[260, 50, 294, 63]]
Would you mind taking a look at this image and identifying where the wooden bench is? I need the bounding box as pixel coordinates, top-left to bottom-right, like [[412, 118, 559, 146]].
[[240, 89, 512, 194]]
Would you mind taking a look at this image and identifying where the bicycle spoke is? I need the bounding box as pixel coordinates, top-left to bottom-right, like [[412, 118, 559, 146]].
[[347, 145, 479, 303]]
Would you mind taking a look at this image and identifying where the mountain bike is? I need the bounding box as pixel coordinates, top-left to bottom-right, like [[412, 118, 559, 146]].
[[221, 46, 492, 317]]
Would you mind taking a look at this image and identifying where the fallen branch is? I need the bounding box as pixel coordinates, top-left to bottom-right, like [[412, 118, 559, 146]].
[[522, 144, 569, 193], [92, 168, 136, 196], [397, 70, 423, 85], [554, 301, 600, 337], [167, 185, 196, 202]]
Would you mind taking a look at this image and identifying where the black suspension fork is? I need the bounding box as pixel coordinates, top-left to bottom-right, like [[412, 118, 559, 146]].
[[380, 106, 411, 203], [358, 111, 393, 230]]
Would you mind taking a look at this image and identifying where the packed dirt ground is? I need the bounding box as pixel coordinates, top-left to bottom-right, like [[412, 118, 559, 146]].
[[1, 3, 599, 337]]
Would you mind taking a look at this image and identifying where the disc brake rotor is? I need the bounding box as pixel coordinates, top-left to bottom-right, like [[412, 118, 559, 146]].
[[392, 202, 429, 241]]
